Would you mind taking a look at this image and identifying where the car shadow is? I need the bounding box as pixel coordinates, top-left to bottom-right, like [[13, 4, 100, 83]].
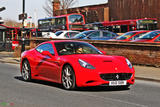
[[14, 76, 130, 92], [75, 86, 130, 92], [14, 76, 63, 89]]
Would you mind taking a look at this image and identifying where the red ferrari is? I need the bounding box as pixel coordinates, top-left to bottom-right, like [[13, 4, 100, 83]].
[[20, 40, 135, 90]]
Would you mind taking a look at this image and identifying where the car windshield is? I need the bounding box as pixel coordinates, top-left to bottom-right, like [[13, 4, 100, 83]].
[[73, 31, 94, 39], [55, 31, 63, 36], [138, 31, 160, 39], [54, 42, 102, 55], [116, 32, 136, 40]]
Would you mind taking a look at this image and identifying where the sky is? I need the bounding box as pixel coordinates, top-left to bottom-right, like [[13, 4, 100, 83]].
[[0, 0, 107, 24]]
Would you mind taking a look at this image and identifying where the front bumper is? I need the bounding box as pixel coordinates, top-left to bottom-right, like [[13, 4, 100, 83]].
[[75, 68, 135, 87]]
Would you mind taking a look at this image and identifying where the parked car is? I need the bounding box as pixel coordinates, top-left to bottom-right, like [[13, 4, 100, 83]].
[[115, 30, 149, 41], [132, 30, 160, 43], [20, 40, 135, 90], [42, 32, 56, 38], [72, 30, 119, 40], [54, 30, 80, 39]]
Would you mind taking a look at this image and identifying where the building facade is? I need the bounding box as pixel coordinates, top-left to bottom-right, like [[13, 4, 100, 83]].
[[52, 0, 109, 23], [53, 0, 160, 27]]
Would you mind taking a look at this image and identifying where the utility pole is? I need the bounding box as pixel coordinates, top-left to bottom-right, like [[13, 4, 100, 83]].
[[21, 0, 26, 52], [22, 0, 25, 28]]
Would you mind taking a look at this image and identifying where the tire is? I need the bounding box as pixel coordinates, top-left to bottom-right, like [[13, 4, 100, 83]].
[[21, 60, 32, 81], [62, 65, 76, 90]]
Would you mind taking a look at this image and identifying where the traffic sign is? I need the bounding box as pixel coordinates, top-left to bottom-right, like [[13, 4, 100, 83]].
[[19, 13, 27, 20]]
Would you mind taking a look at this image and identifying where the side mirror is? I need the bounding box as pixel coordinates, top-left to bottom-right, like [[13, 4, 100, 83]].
[[41, 51, 53, 58], [101, 50, 107, 55]]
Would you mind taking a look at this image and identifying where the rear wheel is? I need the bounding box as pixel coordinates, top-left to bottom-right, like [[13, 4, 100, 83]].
[[62, 65, 76, 90], [21, 60, 31, 81]]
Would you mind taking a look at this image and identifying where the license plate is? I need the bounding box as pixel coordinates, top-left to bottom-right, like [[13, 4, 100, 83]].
[[109, 81, 127, 86]]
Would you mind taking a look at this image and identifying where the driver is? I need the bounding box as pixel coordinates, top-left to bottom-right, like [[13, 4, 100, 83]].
[[76, 47, 83, 54]]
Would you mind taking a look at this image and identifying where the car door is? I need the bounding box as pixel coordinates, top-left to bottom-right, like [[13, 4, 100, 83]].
[[35, 43, 60, 82]]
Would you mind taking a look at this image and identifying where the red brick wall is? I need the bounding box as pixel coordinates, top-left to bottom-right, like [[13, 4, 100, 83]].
[[88, 41, 160, 67]]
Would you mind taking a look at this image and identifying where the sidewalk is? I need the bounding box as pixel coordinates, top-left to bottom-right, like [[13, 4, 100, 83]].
[[0, 51, 160, 82]]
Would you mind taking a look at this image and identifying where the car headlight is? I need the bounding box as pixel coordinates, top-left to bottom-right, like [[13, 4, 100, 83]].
[[126, 59, 133, 69], [78, 59, 95, 69]]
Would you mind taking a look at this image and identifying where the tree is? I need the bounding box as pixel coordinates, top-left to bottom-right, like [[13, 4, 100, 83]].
[[43, 0, 76, 17], [43, 0, 53, 17], [4, 19, 22, 27]]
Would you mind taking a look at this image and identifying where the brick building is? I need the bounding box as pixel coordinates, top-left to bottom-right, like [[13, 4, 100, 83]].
[[52, 0, 109, 23], [53, 0, 160, 27]]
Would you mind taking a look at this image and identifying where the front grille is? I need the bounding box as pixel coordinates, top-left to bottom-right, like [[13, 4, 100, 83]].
[[100, 73, 132, 81]]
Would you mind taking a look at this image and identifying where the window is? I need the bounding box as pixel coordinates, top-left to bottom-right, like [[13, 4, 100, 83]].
[[64, 32, 79, 38], [54, 42, 101, 55], [88, 31, 100, 38], [131, 32, 147, 40], [0, 31, 3, 41], [55, 31, 63, 36], [55, 17, 66, 25], [69, 15, 83, 24], [103, 31, 115, 38], [117, 32, 136, 40], [139, 31, 160, 39], [36, 43, 54, 55], [154, 36, 160, 42]]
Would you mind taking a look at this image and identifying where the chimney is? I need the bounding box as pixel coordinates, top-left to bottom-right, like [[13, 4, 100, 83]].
[[52, 0, 60, 16]]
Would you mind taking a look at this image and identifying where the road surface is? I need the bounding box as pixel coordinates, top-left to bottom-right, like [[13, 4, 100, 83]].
[[0, 62, 160, 107]]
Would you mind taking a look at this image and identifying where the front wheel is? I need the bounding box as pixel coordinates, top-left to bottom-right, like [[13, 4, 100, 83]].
[[62, 65, 76, 90], [21, 60, 32, 81]]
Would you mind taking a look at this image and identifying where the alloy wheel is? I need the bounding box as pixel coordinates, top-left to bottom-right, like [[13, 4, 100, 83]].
[[62, 65, 76, 90]]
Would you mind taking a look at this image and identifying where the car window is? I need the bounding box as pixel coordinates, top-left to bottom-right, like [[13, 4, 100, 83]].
[[139, 31, 160, 39], [36, 43, 54, 55], [64, 32, 70, 38], [154, 36, 160, 42], [88, 31, 100, 38], [55, 31, 63, 36], [116, 32, 136, 40], [54, 42, 101, 55], [64, 32, 79, 38], [73, 31, 94, 39], [130, 32, 146, 40], [103, 32, 114, 38]]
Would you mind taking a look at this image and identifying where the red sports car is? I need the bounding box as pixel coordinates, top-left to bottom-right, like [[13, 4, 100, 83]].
[[20, 40, 135, 90]]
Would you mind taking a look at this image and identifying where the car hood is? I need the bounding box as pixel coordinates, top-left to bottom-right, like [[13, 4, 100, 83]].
[[61, 54, 131, 73]]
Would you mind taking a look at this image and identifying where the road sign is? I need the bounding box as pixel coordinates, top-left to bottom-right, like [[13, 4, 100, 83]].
[[19, 13, 27, 20]]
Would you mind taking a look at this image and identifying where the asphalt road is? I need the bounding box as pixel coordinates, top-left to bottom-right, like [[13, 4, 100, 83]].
[[0, 62, 160, 107]]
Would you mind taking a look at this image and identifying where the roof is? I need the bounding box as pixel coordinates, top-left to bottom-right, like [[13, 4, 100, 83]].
[[71, 1, 108, 8]]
